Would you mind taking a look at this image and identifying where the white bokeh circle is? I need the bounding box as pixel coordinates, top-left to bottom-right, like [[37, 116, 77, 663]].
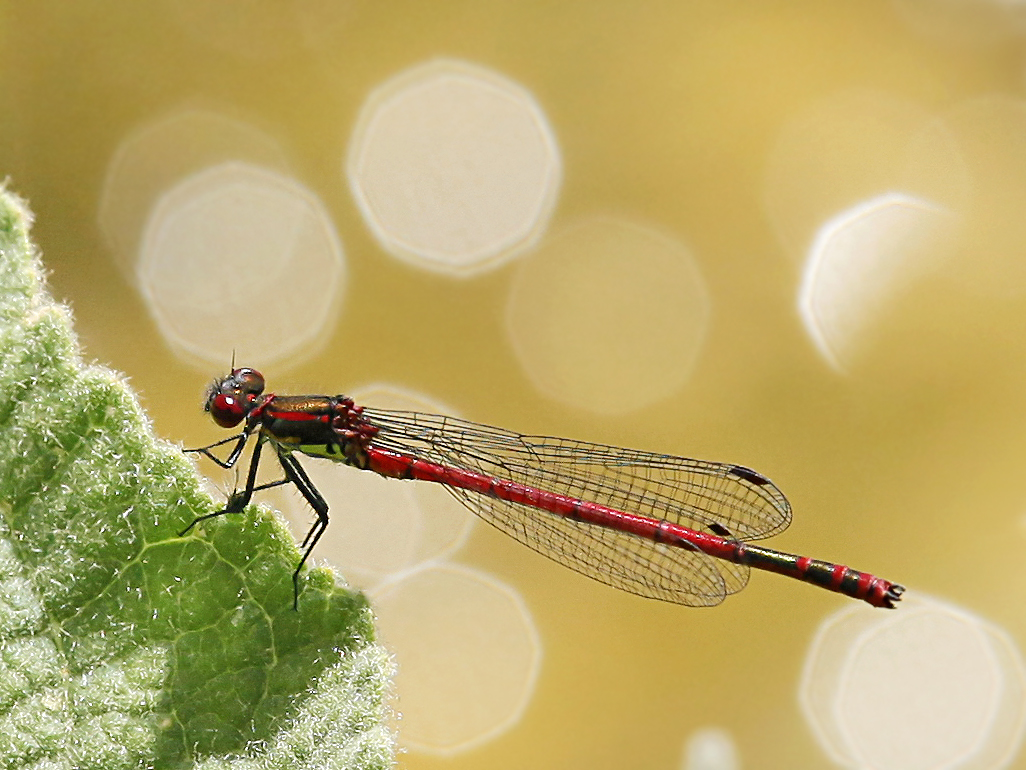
[[347, 58, 561, 275], [138, 162, 344, 367], [801, 596, 1026, 770], [370, 564, 541, 755], [799, 193, 955, 373], [763, 90, 947, 265], [99, 109, 290, 283], [506, 217, 710, 414]]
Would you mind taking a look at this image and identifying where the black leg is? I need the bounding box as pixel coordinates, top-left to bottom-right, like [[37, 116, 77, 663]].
[[185, 431, 251, 469], [180, 438, 265, 536], [250, 478, 292, 493], [185, 435, 332, 610], [274, 448, 329, 610]]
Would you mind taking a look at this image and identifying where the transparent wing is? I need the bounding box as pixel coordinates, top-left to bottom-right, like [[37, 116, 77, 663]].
[[361, 408, 792, 606]]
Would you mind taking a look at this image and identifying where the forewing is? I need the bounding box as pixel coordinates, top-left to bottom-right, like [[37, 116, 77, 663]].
[[361, 409, 792, 605]]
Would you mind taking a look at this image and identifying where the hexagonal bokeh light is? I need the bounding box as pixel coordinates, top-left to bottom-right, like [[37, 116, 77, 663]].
[[347, 58, 561, 275], [799, 193, 955, 373], [265, 384, 474, 591], [138, 161, 345, 367], [762, 89, 951, 266], [506, 217, 710, 414], [801, 596, 1026, 770], [370, 564, 541, 755], [99, 109, 290, 284]]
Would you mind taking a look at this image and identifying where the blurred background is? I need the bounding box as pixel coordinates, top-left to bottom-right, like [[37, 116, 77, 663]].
[[5, 2, 1026, 768]]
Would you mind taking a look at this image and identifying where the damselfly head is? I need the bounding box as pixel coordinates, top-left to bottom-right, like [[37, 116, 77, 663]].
[[204, 367, 266, 428]]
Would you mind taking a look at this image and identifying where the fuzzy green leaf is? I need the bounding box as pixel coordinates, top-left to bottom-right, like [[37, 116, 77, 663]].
[[0, 187, 395, 769]]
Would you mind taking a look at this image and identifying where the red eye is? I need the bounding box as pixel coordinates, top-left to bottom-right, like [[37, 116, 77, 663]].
[[210, 394, 246, 428]]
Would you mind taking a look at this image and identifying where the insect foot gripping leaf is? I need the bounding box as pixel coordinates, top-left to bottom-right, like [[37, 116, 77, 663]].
[[0, 185, 396, 770]]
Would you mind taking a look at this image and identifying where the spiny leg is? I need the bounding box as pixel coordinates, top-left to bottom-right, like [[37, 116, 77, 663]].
[[184, 430, 251, 469], [274, 448, 329, 610], [180, 438, 265, 536], [185, 432, 331, 609]]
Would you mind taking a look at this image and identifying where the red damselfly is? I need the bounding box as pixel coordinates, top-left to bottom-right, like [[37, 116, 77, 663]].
[[182, 368, 904, 610]]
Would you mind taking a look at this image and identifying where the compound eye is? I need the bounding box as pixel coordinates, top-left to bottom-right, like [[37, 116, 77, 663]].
[[233, 368, 265, 396], [210, 394, 246, 428]]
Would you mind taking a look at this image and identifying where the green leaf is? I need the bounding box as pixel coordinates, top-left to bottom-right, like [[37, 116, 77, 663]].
[[0, 186, 395, 769]]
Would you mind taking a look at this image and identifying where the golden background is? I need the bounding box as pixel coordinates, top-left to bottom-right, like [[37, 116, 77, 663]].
[[5, 2, 1026, 768]]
